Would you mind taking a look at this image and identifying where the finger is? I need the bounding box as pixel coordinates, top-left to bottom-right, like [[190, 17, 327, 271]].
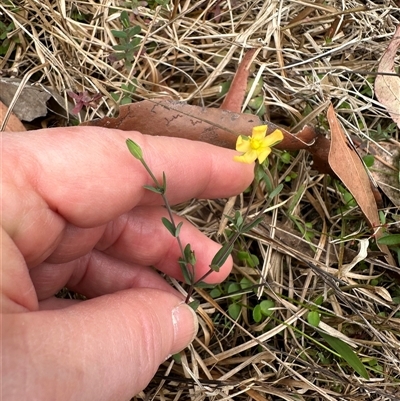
[[38, 297, 82, 310], [98, 206, 232, 283], [30, 251, 177, 301], [3, 288, 198, 401], [3, 127, 253, 267], [46, 206, 231, 284], [3, 127, 253, 228], [1, 228, 39, 313]]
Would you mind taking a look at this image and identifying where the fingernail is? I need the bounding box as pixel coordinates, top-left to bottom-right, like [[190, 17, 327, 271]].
[[171, 302, 198, 354]]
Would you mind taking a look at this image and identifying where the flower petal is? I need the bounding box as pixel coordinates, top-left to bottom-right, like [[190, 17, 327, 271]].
[[257, 147, 272, 163], [251, 125, 268, 141], [234, 149, 258, 164], [236, 135, 251, 152], [262, 129, 284, 147]]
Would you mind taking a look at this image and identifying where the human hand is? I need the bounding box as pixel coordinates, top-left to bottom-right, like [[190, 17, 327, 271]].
[[1, 127, 253, 401]]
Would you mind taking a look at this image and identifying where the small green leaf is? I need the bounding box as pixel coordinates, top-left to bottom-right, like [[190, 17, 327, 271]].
[[210, 287, 222, 298], [379, 210, 386, 225], [126, 138, 143, 160], [248, 95, 264, 110], [178, 259, 193, 284], [250, 254, 259, 267], [237, 251, 249, 261], [252, 304, 262, 323], [234, 211, 243, 228], [363, 154, 375, 168], [112, 44, 131, 51], [127, 25, 141, 36], [240, 277, 253, 290], [288, 184, 306, 214], [280, 151, 291, 164], [188, 300, 200, 311], [343, 191, 356, 207], [260, 300, 275, 317], [246, 77, 263, 97], [120, 96, 132, 105], [175, 221, 183, 238], [210, 242, 234, 270], [269, 183, 284, 199], [228, 303, 241, 320], [318, 351, 331, 365], [377, 234, 400, 246], [217, 80, 232, 96], [143, 185, 163, 194], [227, 283, 241, 301], [129, 37, 141, 48], [183, 243, 196, 266], [162, 217, 176, 236], [110, 92, 120, 102], [111, 30, 128, 39], [179, 244, 196, 282], [242, 216, 264, 233], [120, 11, 130, 28], [307, 311, 321, 327], [162, 171, 167, 192], [113, 52, 126, 61], [121, 82, 136, 92], [319, 332, 369, 379]]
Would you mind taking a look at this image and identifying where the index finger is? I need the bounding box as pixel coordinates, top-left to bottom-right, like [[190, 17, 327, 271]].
[[3, 127, 254, 228]]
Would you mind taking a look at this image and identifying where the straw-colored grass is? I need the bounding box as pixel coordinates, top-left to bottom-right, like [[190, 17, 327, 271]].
[[2, 1, 400, 400]]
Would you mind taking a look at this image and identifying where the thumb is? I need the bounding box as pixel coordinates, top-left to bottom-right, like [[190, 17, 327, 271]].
[[3, 288, 198, 401]]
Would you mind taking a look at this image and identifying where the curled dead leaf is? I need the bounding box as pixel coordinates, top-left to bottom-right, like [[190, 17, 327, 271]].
[[81, 98, 335, 175], [327, 104, 395, 265], [220, 48, 257, 113]]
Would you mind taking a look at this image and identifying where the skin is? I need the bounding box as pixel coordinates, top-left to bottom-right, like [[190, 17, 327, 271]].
[[1, 127, 253, 401]]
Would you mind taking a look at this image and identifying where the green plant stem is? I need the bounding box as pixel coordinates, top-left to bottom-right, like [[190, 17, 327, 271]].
[[185, 163, 261, 303], [141, 156, 262, 305], [141, 159, 195, 281]]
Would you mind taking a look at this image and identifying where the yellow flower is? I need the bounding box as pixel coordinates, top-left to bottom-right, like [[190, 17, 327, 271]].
[[234, 125, 284, 164]]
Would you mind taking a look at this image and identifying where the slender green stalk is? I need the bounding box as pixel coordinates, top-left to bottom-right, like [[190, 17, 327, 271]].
[[185, 163, 261, 302], [140, 159, 195, 280], [127, 139, 268, 306]]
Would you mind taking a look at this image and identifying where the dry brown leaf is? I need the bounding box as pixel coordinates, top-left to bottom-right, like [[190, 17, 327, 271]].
[[82, 98, 334, 174], [328, 104, 379, 227], [220, 49, 257, 113], [83, 99, 261, 147], [375, 25, 400, 129], [327, 104, 395, 265]]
